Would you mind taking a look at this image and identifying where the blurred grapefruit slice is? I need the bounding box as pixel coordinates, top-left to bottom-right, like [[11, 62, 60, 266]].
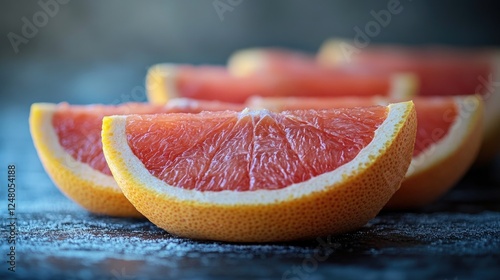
[[226, 47, 417, 100], [146, 63, 416, 105], [394, 95, 483, 208], [29, 100, 242, 217], [248, 95, 484, 208], [102, 102, 416, 242], [227, 47, 319, 77], [318, 39, 499, 162]]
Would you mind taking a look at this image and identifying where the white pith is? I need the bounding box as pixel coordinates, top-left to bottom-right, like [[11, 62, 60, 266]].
[[34, 103, 119, 190], [105, 102, 411, 206], [406, 95, 481, 177]]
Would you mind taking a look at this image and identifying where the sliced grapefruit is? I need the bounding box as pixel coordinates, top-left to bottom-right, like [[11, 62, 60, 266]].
[[227, 47, 417, 100], [247, 95, 484, 208], [146, 63, 416, 105], [227, 47, 319, 77], [318, 39, 493, 96], [29, 100, 240, 217], [393, 95, 483, 208], [102, 102, 416, 242], [318, 39, 500, 162]]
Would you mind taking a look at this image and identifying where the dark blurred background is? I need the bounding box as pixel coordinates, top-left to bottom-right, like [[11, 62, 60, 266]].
[[1, 0, 500, 162], [1, 3, 500, 278], [1, 0, 500, 106]]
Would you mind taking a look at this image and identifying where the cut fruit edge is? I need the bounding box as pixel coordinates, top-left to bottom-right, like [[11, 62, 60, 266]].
[[387, 95, 484, 208], [408, 95, 483, 178], [146, 64, 179, 105], [102, 102, 415, 206], [29, 103, 142, 217]]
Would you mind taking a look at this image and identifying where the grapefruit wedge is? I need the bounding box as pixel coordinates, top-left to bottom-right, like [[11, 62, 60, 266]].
[[29, 100, 241, 217], [227, 47, 319, 77], [318, 39, 500, 162], [392, 95, 483, 208], [146, 63, 416, 105], [247, 95, 484, 208], [102, 102, 416, 242]]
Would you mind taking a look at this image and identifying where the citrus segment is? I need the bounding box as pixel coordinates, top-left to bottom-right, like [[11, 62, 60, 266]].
[[226, 48, 417, 100], [30, 100, 238, 217], [318, 39, 492, 96], [145, 63, 416, 105], [411, 98, 457, 157], [52, 103, 169, 176], [391, 96, 484, 208], [318, 39, 499, 162], [102, 102, 416, 242], [246, 95, 483, 208]]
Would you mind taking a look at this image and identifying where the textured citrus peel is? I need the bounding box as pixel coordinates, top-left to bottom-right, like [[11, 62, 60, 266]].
[[31, 103, 118, 189], [102, 102, 412, 206], [29, 103, 142, 217], [102, 102, 416, 242]]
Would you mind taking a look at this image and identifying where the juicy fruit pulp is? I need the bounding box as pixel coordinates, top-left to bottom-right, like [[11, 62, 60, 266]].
[[53, 103, 170, 175], [52, 101, 244, 176], [412, 98, 457, 157], [247, 96, 458, 158], [245, 95, 480, 209], [101, 102, 417, 242], [31, 100, 245, 217], [126, 107, 387, 191], [176, 66, 395, 101]]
